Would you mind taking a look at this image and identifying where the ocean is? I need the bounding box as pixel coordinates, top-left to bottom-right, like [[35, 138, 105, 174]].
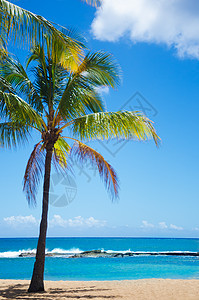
[[0, 237, 199, 281]]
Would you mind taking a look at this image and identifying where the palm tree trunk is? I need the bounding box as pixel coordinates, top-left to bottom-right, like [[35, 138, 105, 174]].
[[28, 147, 53, 292]]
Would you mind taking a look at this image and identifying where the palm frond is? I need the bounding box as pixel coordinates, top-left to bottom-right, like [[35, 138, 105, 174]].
[[77, 51, 121, 88], [83, 0, 102, 7], [0, 120, 30, 148], [23, 142, 45, 205], [27, 46, 50, 109], [53, 138, 70, 170], [0, 54, 43, 112], [0, 91, 44, 128], [27, 44, 70, 111], [56, 51, 120, 121], [68, 111, 160, 146], [27, 37, 82, 75], [47, 32, 85, 71], [0, 0, 84, 64], [0, 75, 16, 93], [58, 85, 105, 122], [71, 141, 119, 199], [0, 26, 7, 55]]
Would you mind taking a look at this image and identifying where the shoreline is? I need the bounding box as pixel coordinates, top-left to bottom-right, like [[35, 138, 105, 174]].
[[1, 279, 199, 299]]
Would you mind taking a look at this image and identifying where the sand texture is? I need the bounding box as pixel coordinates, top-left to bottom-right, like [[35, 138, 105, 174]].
[[0, 279, 199, 300]]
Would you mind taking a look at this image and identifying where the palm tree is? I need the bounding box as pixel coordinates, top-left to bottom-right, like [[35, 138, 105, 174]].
[[0, 37, 159, 292]]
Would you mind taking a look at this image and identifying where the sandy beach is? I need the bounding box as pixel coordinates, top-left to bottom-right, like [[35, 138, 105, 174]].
[[0, 279, 199, 300]]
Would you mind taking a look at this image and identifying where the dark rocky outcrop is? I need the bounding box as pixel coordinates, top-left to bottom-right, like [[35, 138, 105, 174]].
[[18, 250, 199, 258], [70, 250, 199, 258]]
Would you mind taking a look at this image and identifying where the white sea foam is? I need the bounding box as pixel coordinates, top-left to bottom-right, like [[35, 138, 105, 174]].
[[0, 249, 36, 258], [106, 249, 132, 254], [0, 251, 21, 258], [48, 248, 82, 255], [0, 248, 82, 258]]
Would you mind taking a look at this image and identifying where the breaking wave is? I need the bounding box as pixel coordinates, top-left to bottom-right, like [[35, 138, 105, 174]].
[[0, 248, 82, 258]]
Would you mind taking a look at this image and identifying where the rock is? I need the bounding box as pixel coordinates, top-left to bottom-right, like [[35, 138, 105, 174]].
[[17, 250, 199, 258]]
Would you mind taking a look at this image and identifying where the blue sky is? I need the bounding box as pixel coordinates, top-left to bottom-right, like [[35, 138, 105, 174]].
[[1, 0, 199, 237]]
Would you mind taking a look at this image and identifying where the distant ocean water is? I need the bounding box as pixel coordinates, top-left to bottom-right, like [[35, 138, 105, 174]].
[[0, 238, 199, 281]]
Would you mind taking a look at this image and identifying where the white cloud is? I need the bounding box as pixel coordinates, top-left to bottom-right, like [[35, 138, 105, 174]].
[[4, 215, 37, 226], [170, 224, 183, 230], [2, 215, 184, 233], [95, 86, 109, 95], [158, 222, 183, 231], [3, 215, 106, 229], [140, 220, 184, 231], [49, 215, 107, 228], [91, 0, 199, 59], [49, 215, 67, 227], [141, 220, 154, 229], [159, 222, 168, 229]]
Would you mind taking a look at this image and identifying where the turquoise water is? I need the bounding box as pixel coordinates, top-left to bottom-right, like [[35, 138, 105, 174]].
[[0, 238, 199, 280]]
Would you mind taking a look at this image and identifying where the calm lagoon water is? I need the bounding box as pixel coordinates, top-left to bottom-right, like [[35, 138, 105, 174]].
[[0, 237, 199, 280]]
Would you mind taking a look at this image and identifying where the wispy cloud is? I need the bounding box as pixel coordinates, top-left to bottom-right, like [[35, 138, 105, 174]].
[[170, 224, 183, 231], [141, 220, 154, 229], [159, 222, 183, 230], [4, 215, 37, 226], [3, 215, 107, 229], [91, 0, 199, 59], [141, 220, 184, 231], [49, 215, 107, 228], [2, 215, 184, 233], [95, 86, 109, 95], [159, 222, 168, 229]]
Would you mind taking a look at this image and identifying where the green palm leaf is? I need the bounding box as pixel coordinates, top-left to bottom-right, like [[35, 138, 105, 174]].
[[0, 120, 30, 148], [77, 51, 121, 88], [56, 51, 120, 121], [58, 85, 105, 121], [0, 75, 15, 93], [63, 111, 160, 146], [0, 91, 44, 128], [0, 0, 84, 66], [0, 54, 43, 112]]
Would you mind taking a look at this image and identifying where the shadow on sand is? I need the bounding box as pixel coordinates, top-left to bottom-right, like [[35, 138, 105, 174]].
[[0, 283, 118, 299]]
